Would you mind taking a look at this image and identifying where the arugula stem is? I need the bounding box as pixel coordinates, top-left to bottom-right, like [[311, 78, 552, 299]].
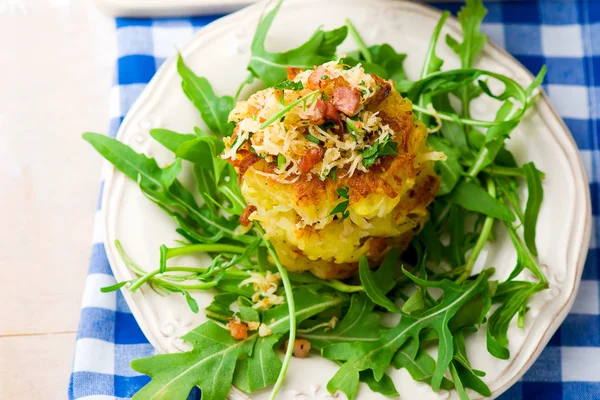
[[417, 11, 450, 121], [181, 282, 220, 290], [166, 243, 247, 259], [482, 165, 525, 177], [288, 272, 364, 293], [457, 179, 496, 284], [165, 265, 251, 277], [345, 19, 372, 63], [128, 264, 235, 292], [412, 104, 512, 128], [115, 240, 147, 276], [254, 224, 296, 400]]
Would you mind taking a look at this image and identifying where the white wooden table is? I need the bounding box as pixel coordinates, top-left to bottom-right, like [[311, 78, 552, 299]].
[[0, 1, 115, 398]]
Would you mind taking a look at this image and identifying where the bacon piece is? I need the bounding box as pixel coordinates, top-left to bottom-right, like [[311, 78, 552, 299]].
[[324, 102, 340, 122], [298, 147, 324, 174], [286, 67, 303, 80], [285, 339, 312, 358], [234, 152, 261, 182], [367, 238, 388, 258], [307, 66, 329, 90], [369, 75, 392, 106], [310, 99, 327, 125], [310, 99, 341, 125], [239, 205, 257, 227], [227, 319, 248, 340], [332, 86, 362, 116]]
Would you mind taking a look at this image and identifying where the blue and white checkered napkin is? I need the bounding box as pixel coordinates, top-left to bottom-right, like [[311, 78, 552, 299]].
[[69, 2, 600, 399]]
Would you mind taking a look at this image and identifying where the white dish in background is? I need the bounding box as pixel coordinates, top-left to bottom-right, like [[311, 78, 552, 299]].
[[94, 0, 458, 18], [102, 0, 592, 398], [95, 0, 257, 17]]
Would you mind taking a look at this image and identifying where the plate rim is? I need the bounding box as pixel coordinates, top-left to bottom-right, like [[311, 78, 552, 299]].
[[101, 0, 593, 398]]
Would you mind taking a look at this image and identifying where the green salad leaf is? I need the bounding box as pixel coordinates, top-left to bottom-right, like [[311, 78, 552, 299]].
[[326, 271, 489, 399], [247, 0, 347, 87], [177, 54, 235, 136], [131, 287, 346, 400], [523, 162, 544, 256], [300, 293, 381, 349]]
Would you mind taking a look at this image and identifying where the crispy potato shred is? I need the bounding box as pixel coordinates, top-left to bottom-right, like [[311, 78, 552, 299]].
[[223, 61, 441, 279]]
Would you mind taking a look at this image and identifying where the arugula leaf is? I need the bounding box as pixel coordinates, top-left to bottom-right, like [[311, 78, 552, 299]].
[[303, 293, 381, 349], [523, 162, 544, 256], [346, 43, 408, 84], [360, 370, 399, 397], [131, 287, 346, 399], [432, 94, 469, 153], [467, 120, 519, 177], [100, 281, 128, 293], [487, 281, 545, 359], [450, 180, 515, 222], [427, 136, 462, 195], [233, 336, 282, 393], [421, 11, 450, 79], [504, 222, 547, 284], [326, 271, 489, 399], [392, 338, 454, 390], [374, 247, 400, 293], [359, 256, 402, 313], [451, 330, 491, 397], [132, 321, 254, 400], [467, 129, 518, 168], [150, 128, 198, 153], [446, 0, 487, 70], [247, 0, 347, 87], [83, 132, 182, 190], [177, 54, 235, 136], [448, 204, 466, 268], [418, 221, 443, 265]]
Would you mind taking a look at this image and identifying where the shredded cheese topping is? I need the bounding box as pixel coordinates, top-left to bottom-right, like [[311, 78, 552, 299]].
[[239, 271, 285, 310], [224, 61, 398, 179]]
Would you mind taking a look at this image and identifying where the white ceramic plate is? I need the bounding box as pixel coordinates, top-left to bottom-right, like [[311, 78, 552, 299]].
[[102, 0, 592, 398]]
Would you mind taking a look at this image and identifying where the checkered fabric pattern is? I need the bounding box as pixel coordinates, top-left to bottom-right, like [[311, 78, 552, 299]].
[[69, 2, 600, 399]]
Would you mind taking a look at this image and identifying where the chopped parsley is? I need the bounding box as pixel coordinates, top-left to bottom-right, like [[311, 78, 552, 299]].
[[345, 119, 362, 141], [361, 136, 399, 168], [320, 120, 336, 131], [321, 75, 329, 80], [274, 80, 304, 91], [328, 167, 337, 181], [321, 92, 327, 101], [277, 153, 286, 169], [329, 187, 350, 220], [306, 133, 321, 144]]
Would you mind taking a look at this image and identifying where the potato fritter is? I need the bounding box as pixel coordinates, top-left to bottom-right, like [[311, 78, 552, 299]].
[[223, 61, 442, 279]]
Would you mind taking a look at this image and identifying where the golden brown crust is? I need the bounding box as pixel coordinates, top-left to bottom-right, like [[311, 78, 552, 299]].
[[229, 68, 439, 279]]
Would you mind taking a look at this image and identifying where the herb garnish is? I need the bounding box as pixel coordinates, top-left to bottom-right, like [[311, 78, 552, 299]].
[[274, 80, 304, 91], [306, 133, 321, 144], [277, 153, 286, 169], [345, 118, 362, 141], [329, 187, 350, 220], [361, 135, 399, 167]]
